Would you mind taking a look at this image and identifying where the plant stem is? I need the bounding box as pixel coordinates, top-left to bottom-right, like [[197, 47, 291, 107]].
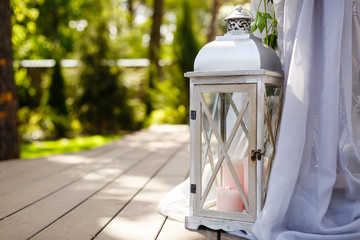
[[257, 0, 262, 12], [263, 0, 269, 36]]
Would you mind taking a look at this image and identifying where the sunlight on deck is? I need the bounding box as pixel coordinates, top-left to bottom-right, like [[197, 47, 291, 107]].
[[48, 155, 93, 164], [0, 125, 208, 239]]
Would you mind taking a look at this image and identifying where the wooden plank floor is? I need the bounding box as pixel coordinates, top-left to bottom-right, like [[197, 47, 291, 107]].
[[0, 124, 244, 240]]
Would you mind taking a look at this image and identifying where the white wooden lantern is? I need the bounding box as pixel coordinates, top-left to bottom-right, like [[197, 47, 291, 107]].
[[185, 6, 284, 233]]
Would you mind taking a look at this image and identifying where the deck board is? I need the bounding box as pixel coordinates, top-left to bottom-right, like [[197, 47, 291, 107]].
[[0, 145, 125, 196], [0, 125, 242, 239], [157, 219, 208, 240], [0, 162, 128, 239], [0, 143, 112, 182], [96, 145, 188, 239], [0, 146, 140, 221], [32, 150, 178, 239], [0, 161, 104, 220]]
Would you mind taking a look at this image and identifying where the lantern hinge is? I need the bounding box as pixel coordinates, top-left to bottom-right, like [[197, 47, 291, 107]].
[[251, 149, 264, 161], [190, 110, 196, 120], [190, 184, 196, 194]]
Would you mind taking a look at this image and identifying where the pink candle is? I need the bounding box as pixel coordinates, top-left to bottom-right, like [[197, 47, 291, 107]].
[[216, 186, 245, 212], [222, 161, 246, 193]]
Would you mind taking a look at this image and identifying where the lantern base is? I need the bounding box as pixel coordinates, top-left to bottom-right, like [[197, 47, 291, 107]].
[[185, 215, 253, 234]]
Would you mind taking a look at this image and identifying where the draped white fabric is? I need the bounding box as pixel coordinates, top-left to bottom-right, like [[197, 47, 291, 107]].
[[252, 0, 360, 239]]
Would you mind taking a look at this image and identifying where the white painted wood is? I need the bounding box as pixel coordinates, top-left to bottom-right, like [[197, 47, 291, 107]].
[[185, 70, 283, 78], [190, 83, 257, 223], [256, 79, 265, 216], [186, 215, 253, 233], [195, 208, 255, 222], [192, 85, 202, 216], [187, 69, 284, 231]]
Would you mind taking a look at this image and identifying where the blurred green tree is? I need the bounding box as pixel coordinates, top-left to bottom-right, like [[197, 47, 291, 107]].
[[36, 0, 73, 137], [47, 60, 70, 138], [172, 0, 199, 118], [145, 0, 164, 116], [208, 0, 222, 42], [77, 2, 134, 134], [48, 61, 67, 115]]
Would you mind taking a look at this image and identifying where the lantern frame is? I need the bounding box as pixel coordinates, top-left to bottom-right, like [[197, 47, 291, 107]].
[[185, 69, 284, 233]]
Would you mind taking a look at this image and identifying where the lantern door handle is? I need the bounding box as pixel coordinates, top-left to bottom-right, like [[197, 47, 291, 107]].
[[251, 149, 264, 161]]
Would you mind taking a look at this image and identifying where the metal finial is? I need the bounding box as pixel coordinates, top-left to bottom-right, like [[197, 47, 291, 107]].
[[224, 5, 253, 34], [235, 5, 242, 12]]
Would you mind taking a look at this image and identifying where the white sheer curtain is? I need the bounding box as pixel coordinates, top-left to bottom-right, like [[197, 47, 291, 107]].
[[252, 0, 360, 239]]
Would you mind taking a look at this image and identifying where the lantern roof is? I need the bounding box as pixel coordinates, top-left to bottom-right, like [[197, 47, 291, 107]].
[[193, 6, 282, 73]]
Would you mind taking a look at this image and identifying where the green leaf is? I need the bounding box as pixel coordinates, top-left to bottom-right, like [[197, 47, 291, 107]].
[[264, 34, 278, 50], [256, 14, 267, 33], [250, 23, 258, 33], [254, 12, 260, 25], [263, 13, 273, 20]]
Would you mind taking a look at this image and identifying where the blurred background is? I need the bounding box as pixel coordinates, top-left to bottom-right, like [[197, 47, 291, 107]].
[[9, 0, 250, 158]]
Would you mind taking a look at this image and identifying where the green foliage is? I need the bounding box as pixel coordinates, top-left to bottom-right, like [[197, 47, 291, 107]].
[[18, 105, 76, 141], [11, 0, 53, 59], [45, 107, 71, 139], [145, 78, 187, 126], [48, 61, 68, 115], [251, 0, 278, 50], [14, 67, 37, 108], [174, 0, 199, 74], [47, 61, 70, 138], [172, 0, 199, 120], [145, 0, 201, 126], [12, 0, 141, 139], [18, 107, 53, 141], [12, 0, 241, 141], [18, 107, 42, 142], [144, 64, 157, 116], [20, 135, 120, 159], [77, 62, 134, 134], [147, 105, 187, 125], [77, 18, 134, 134]]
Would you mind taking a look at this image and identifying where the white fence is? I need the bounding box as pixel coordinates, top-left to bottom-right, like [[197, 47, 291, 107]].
[[14, 58, 151, 68]]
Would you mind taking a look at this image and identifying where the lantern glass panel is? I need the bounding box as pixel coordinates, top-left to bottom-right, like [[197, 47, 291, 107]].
[[200, 90, 250, 213], [263, 84, 283, 195]]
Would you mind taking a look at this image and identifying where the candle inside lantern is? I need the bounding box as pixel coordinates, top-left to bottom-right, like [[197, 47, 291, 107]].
[[216, 159, 248, 212], [216, 186, 244, 212], [222, 160, 247, 196]]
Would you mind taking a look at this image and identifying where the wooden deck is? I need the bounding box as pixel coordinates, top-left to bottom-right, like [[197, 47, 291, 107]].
[[0, 125, 244, 240]]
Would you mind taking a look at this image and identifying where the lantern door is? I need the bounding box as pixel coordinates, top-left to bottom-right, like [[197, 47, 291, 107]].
[[258, 82, 283, 205], [191, 83, 257, 222]]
